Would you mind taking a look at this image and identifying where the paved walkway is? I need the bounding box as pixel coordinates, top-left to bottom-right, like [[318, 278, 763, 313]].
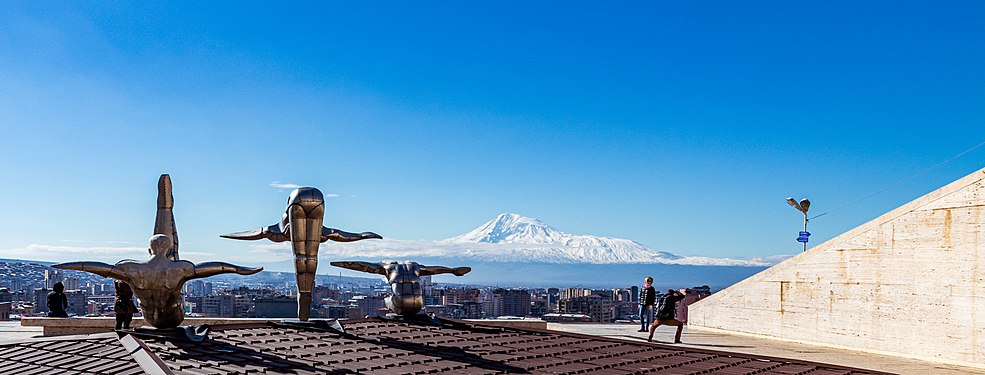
[[546, 323, 985, 375], [0, 321, 42, 343]]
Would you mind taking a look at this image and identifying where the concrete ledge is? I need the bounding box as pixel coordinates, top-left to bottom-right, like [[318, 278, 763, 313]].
[[21, 317, 276, 336], [465, 319, 547, 330], [24, 317, 548, 336]]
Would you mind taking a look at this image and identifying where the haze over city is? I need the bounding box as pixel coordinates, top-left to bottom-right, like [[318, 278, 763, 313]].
[[1, 3, 983, 285]]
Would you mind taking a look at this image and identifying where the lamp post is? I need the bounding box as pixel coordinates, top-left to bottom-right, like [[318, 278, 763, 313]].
[[786, 197, 811, 252]]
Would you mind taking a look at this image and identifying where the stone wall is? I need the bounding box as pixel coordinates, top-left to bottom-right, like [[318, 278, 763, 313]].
[[689, 167, 985, 367]]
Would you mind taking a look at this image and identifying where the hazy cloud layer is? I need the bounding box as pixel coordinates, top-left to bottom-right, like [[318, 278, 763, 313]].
[[269, 181, 301, 189], [269, 181, 339, 197], [0, 244, 216, 263], [1, 241, 790, 267], [234, 239, 780, 266]]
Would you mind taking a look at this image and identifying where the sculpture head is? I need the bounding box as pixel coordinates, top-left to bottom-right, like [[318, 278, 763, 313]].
[[149, 234, 172, 257]]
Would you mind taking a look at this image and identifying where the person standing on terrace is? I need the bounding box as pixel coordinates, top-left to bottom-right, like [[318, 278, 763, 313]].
[[114, 280, 138, 330], [638, 277, 656, 332]]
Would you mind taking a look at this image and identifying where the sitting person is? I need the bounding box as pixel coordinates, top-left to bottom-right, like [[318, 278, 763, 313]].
[[46, 282, 69, 318]]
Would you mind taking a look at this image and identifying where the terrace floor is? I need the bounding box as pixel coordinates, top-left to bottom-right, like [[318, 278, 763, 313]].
[[547, 322, 985, 375]]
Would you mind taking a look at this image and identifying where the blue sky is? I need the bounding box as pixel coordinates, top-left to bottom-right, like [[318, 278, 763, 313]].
[[1, 2, 983, 266]]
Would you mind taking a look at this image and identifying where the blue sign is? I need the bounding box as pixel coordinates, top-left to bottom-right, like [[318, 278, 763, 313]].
[[797, 231, 810, 243]]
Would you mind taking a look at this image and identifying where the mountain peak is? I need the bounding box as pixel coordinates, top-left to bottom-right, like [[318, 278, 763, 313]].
[[492, 213, 546, 227], [445, 213, 565, 244]]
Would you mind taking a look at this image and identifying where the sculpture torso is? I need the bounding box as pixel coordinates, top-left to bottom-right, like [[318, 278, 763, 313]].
[[383, 261, 423, 315], [115, 256, 193, 328]]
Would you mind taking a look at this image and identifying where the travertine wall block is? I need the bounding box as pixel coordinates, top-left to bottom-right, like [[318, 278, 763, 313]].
[[690, 168, 985, 367]]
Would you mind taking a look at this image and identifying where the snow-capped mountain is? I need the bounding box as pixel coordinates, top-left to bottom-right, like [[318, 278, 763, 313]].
[[243, 213, 769, 267], [438, 213, 764, 266]]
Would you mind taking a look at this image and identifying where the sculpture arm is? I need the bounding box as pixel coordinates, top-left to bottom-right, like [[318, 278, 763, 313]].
[[220, 224, 289, 242], [53, 262, 127, 280], [191, 262, 263, 278], [330, 261, 387, 276], [321, 227, 382, 242], [418, 266, 471, 277]]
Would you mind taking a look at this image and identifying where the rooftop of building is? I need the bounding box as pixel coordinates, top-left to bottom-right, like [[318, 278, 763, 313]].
[[0, 318, 904, 375], [0, 319, 985, 375]]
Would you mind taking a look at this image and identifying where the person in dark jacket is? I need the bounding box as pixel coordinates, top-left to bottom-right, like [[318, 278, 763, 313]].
[[46, 282, 69, 318], [637, 277, 656, 332], [648, 288, 687, 343], [114, 280, 138, 330]]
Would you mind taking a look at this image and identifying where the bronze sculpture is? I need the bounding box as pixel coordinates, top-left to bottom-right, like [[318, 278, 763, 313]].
[[52, 174, 261, 328], [54, 234, 261, 328], [221, 187, 381, 321], [331, 261, 470, 316], [154, 174, 179, 261]]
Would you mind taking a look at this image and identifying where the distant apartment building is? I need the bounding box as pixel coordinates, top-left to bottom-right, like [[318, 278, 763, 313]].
[[419, 275, 433, 297], [559, 294, 612, 323], [312, 285, 340, 305], [43, 269, 63, 289], [425, 304, 456, 319], [87, 295, 116, 315], [492, 289, 530, 317], [613, 301, 639, 321], [11, 302, 34, 316], [546, 288, 560, 312], [351, 295, 387, 318], [0, 302, 10, 321], [529, 299, 549, 317], [442, 287, 479, 305], [63, 277, 81, 291], [560, 288, 591, 301], [317, 305, 349, 319], [67, 290, 88, 315], [185, 296, 204, 314], [185, 280, 207, 296], [629, 285, 639, 303], [612, 288, 631, 302], [0, 288, 10, 303], [202, 294, 251, 318], [223, 286, 277, 301], [33, 288, 48, 314], [427, 301, 483, 320], [250, 297, 298, 318]]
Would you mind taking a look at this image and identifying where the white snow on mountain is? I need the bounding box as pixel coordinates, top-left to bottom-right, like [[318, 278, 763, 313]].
[[437, 213, 764, 266]]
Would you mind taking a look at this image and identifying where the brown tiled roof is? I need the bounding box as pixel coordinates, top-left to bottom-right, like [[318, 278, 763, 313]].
[[0, 335, 142, 374], [0, 318, 893, 374]]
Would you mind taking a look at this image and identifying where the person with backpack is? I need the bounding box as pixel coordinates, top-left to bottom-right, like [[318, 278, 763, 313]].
[[648, 288, 687, 344]]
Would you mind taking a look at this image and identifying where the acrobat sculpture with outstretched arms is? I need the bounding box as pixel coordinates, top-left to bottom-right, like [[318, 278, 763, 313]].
[[221, 187, 382, 320], [55, 234, 261, 328], [331, 261, 470, 316]]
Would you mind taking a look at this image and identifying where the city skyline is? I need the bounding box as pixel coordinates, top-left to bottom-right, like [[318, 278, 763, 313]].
[[1, 3, 984, 271]]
